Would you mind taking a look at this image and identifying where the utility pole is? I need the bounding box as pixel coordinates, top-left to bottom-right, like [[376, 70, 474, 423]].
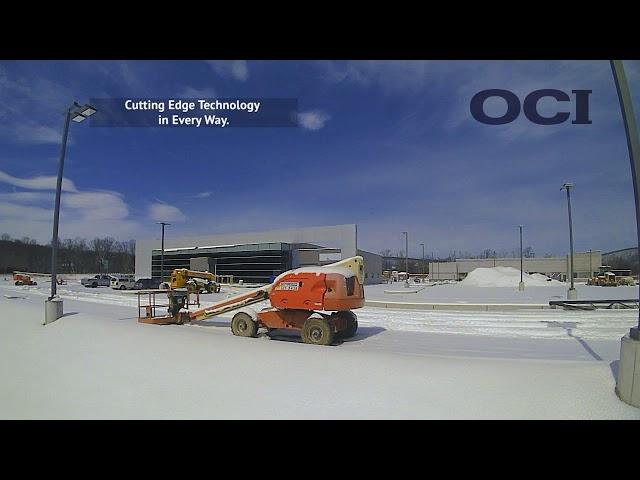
[[561, 183, 577, 299], [402, 231, 409, 287], [420, 243, 425, 275], [518, 225, 524, 291], [45, 102, 97, 325], [157, 222, 170, 283], [589, 248, 593, 278]]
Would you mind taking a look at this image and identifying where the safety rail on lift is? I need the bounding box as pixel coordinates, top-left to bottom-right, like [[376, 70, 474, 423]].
[[136, 288, 200, 324], [549, 299, 639, 311]]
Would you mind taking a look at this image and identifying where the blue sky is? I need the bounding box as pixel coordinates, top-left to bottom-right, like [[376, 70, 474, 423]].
[[0, 60, 639, 258]]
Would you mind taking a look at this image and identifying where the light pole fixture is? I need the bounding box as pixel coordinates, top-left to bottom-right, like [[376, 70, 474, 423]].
[[561, 182, 577, 300], [420, 242, 425, 275], [518, 225, 525, 291], [157, 222, 171, 283], [45, 102, 97, 325], [402, 231, 409, 287]]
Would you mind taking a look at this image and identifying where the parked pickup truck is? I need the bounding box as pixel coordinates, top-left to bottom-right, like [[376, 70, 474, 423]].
[[81, 274, 113, 288]]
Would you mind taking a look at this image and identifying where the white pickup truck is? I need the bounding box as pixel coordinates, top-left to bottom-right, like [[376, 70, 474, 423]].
[[81, 274, 113, 288]]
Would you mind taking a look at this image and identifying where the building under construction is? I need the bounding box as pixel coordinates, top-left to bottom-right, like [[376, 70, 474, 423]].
[[135, 224, 383, 285]]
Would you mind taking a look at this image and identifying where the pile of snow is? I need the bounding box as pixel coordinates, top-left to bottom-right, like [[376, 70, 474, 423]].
[[460, 267, 564, 288]]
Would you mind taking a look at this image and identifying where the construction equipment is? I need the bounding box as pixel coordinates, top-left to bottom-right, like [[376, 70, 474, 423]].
[[169, 268, 221, 294], [12, 272, 37, 286], [138, 256, 365, 346], [587, 265, 636, 286]]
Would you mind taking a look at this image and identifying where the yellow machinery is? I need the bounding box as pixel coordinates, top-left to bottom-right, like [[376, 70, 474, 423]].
[[587, 266, 636, 287], [169, 268, 221, 294]]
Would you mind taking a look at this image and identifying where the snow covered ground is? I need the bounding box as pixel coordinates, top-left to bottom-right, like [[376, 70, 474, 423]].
[[1, 277, 639, 419]]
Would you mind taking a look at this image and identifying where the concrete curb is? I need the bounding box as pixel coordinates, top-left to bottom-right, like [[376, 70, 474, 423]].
[[364, 300, 553, 311]]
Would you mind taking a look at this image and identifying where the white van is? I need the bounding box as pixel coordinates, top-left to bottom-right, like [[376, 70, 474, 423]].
[[110, 274, 136, 290]]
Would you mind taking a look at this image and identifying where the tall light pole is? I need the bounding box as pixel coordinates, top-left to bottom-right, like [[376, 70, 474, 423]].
[[518, 225, 525, 291], [611, 59, 640, 408], [402, 231, 409, 287], [157, 222, 170, 283], [45, 102, 97, 325], [611, 60, 640, 340], [420, 242, 425, 275], [589, 248, 593, 279], [561, 183, 577, 299]]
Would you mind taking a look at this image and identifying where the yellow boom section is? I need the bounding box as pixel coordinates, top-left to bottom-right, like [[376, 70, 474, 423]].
[[170, 269, 216, 289]]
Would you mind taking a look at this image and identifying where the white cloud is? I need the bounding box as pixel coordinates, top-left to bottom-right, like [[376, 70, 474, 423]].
[[195, 191, 212, 198], [297, 110, 330, 131], [178, 86, 217, 98], [0, 191, 52, 203], [0, 169, 139, 242], [206, 60, 249, 82], [148, 202, 185, 222], [0, 201, 52, 222], [0, 170, 78, 192], [63, 191, 129, 220]]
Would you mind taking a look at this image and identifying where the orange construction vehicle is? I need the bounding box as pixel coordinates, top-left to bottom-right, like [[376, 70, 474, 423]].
[[13, 272, 37, 286], [138, 256, 365, 346]]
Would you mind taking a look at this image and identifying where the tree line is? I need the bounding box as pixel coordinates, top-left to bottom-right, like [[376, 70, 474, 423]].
[[0, 234, 135, 275]]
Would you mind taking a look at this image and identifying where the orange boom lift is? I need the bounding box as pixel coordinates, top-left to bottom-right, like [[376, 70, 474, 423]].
[[138, 256, 365, 346]]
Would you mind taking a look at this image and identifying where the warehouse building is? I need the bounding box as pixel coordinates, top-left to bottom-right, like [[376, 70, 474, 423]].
[[429, 251, 602, 281], [135, 224, 383, 284]]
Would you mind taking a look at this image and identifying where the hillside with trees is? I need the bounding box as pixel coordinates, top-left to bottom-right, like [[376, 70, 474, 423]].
[[0, 234, 135, 275]]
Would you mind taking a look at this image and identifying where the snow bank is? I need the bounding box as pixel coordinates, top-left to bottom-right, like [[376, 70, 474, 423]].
[[460, 267, 564, 288]]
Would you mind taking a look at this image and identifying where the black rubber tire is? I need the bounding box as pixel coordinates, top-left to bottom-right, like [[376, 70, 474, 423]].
[[338, 311, 358, 339], [206, 282, 215, 294], [15, 281, 23, 286], [215, 284, 221, 293], [231, 312, 258, 338], [32, 281, 37, 286], [302, 317, 335, 346], [120, 285, 126, 290]]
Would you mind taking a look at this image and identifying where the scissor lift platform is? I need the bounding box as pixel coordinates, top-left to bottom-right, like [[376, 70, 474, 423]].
[[136, 289, 199, 324]]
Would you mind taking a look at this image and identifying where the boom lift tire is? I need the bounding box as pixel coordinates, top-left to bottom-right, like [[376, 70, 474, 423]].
[[231, 312, 258, 338], [337, 311, 358, 339], [302, 317, 335, 346]]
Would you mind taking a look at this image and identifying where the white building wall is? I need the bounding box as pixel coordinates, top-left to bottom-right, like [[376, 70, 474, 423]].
[[428, 251, 602, 281]]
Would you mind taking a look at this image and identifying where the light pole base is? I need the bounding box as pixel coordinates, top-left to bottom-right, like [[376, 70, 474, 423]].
[[44, 298, 63, 325], [518, 281, 525, 291], [567, 287, 577, 300], [616, 333, 640, 408]]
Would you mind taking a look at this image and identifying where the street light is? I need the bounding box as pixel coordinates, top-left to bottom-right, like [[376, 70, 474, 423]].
[[45, 102, 97, 325], [420, 242, 425, 275], [402, 231, 409, 287], [561, 183, 577, 300], [518, 225, 525, 291], [156, 222, 171, 283]]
